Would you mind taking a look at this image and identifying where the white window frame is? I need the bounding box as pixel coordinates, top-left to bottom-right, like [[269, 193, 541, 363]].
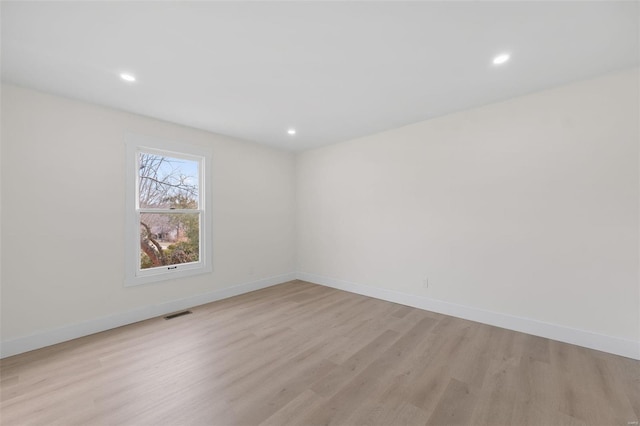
[[125, 133, 212, 286]]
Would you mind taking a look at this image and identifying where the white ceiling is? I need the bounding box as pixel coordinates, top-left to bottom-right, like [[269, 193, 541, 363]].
[[1, 1, 638, 151]]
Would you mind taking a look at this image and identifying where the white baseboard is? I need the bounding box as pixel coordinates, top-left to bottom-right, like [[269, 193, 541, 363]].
[[297, 272, 640, 360], [0, 272, 296, 359]]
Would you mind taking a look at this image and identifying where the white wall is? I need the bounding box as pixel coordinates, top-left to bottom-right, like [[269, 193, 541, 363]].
[[297, 69, 640, 358], [2, 69, 639, 359], [1, 85, 296, 354]]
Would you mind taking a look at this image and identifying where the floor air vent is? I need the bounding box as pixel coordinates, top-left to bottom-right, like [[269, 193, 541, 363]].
[[164, 310, 192, 320]]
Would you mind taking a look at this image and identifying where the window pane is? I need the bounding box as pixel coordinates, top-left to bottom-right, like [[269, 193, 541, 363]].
[[139, 213, 200, 269], [138, 152, 199, 209]]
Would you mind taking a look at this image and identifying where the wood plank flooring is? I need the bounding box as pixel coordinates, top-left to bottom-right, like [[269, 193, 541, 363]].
[[1, 280, 638, 425]]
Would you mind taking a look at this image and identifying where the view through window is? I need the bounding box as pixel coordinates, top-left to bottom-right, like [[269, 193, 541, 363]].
[[137, 151, 201, 270]]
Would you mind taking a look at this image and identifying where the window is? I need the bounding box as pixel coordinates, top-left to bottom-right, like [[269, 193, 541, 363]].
[[125, 133, 212, 286]]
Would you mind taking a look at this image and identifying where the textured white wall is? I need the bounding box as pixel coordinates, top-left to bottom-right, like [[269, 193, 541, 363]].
[[1, 85, 296, 341], [297, 69, 639, 343]]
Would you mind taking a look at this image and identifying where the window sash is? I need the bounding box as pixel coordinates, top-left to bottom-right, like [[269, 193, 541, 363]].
[[138, 208, 204, 214], [137, 211, 202, 272], [135, 148, 203, 210]]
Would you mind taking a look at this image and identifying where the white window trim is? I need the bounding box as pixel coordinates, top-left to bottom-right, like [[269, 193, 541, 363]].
[[124, 133, 213, 286]]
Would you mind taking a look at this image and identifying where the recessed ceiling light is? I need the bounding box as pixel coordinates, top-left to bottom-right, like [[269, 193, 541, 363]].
[[492, 53, 510, 65], [120, 73, 136, 82], [287, 128, 296, 135]]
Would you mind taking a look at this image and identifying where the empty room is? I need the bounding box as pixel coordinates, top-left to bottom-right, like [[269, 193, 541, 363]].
[[1, 1, 638, 425]]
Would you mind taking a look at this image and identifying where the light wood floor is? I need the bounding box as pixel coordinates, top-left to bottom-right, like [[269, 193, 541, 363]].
[[1, 280, 638, 426]]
